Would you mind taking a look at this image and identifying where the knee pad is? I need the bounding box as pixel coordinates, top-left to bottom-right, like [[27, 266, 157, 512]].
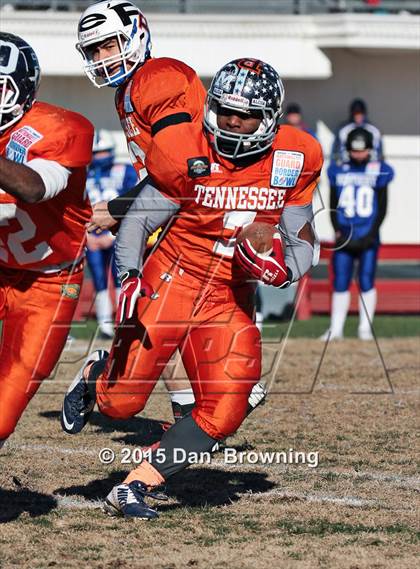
[[193, 400, 247, 440], [98, 400, 145, 420]]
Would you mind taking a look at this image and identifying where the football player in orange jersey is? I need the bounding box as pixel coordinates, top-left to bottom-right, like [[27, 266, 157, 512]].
[[0, 33, 94, 449], [76, 0, 205, 180], [61, 58, 323, 519], [73, 0, 267, 423]]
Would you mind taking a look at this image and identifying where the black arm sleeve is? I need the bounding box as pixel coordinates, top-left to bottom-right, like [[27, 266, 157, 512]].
[[107, 175, 152, 220], [367, 185, 388, 238], [329, 186, 339, 233], [343, 186, 388, 252]]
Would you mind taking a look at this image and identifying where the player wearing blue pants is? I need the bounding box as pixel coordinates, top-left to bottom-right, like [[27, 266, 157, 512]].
[[323, 127, 394, 340], [86, 130, 138, 338]]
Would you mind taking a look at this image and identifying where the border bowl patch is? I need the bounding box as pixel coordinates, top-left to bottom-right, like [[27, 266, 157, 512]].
[[271, 150, 304, 188]]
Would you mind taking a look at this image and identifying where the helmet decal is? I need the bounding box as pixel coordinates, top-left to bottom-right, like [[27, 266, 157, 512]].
[[214, 65, 238, 93]]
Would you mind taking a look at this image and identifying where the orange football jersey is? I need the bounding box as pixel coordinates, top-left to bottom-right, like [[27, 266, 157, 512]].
[[0, 101, 94, 271], [115, 57, 206, 178], [146, 124, 323, 285]]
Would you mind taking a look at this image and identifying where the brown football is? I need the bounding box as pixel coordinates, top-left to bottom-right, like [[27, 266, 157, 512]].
[[237, 222, 276, 255]]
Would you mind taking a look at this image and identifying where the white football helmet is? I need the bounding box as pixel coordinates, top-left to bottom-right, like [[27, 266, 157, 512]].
[[76, 0, 152, 88]]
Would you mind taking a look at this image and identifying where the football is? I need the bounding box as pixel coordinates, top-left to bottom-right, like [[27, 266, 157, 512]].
[[237, 222, 276, 256]]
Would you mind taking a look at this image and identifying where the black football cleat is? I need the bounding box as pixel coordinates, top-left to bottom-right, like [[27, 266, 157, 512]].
[[60, 349, 108, 434]]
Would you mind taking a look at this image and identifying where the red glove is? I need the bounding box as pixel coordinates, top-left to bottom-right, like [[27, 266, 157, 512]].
[[234, 232, 291, 288], [116, 269, 158, 325]]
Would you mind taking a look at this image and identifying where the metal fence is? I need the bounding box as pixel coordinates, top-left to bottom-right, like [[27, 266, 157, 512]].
[[2, 1, 419, 14]]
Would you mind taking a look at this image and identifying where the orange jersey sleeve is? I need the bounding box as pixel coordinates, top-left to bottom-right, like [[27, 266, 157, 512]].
[[145, 122, 206, 203], [133, 58, 206, 130]]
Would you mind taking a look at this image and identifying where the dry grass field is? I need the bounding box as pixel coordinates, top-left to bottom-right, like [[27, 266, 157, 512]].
[[0, 334, 419, 569]]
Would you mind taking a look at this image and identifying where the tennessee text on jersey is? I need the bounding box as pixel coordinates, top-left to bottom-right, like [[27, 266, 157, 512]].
[[193, 185, 286, 211]]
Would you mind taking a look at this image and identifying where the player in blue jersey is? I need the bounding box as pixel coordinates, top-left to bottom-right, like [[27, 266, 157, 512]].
[[86, 130, 138, 338], [322, 127, 394, 340]]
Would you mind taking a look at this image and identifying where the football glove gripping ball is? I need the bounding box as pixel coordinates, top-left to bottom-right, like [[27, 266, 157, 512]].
[[116, 269, 158, 325], [235, 232, 291, 288]]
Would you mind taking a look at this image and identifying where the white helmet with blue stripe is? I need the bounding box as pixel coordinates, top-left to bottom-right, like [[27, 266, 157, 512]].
[[76, 0, 152, 88]]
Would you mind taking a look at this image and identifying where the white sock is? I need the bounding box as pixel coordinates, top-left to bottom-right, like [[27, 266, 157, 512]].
[[169, 388, 195, 406], [255, 311, 263, 333], [114, 287, 121, 303], [330, 291, 351, 337], [95, 289, 113, 327], [359, 288, 377, 336]]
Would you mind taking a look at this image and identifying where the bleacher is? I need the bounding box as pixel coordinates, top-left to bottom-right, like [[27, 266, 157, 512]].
[[2, 0, 419, 14]]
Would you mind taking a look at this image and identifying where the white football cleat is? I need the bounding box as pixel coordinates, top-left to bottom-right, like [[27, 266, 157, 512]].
[[319, 329, 343, 341], [358, 328, 374, 341], [99, 322, 114, 340], [248, 381, 267, 411]]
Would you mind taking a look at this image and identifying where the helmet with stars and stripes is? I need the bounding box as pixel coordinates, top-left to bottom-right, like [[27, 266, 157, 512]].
[[204, 58, 285, 160]]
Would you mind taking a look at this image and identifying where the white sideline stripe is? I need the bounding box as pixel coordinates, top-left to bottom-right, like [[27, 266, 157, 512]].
[[10, 443, 97, 456], [210, 459, 420, 489], [342, 471, 420, 489], [250, 490, 375, 507], [52, 492, 374, 511], [318, 383, 420, 394], [55, 492, 372, 511], [55, 495, 103, 510]]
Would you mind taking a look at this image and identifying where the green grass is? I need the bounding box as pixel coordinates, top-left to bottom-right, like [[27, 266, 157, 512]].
[[68, 319, 99, 340], [263, 315, 420, 339], [67, 315, 420, 340]]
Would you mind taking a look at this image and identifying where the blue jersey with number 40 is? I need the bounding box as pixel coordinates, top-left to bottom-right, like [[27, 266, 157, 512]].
[[328, 160, 394, 239]]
